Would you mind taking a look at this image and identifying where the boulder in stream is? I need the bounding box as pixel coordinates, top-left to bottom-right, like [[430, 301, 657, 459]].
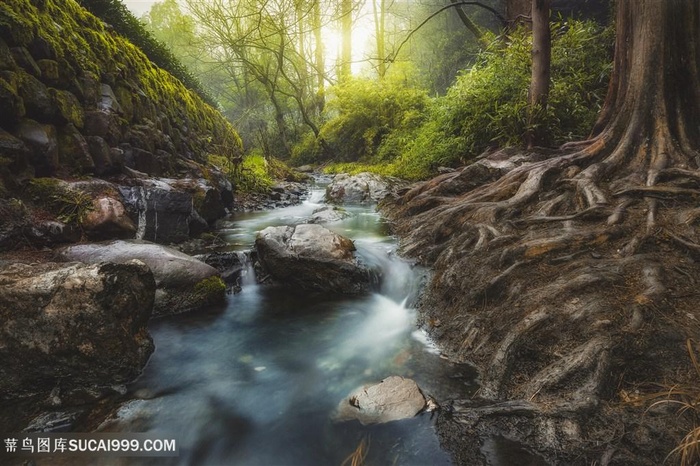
[[0, 261, 155, 401], [326, 172, 408, 204], [255, 224, 372, 294], [334, 376, 428, 425], [56, 240, 225, 316], [308, 205, 353, 224]]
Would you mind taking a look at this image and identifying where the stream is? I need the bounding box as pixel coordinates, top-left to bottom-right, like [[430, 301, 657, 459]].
[[106, 177, 479, 465]]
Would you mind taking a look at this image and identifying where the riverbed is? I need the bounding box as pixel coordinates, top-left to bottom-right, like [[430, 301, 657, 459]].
[[102, 178, 477, 465]]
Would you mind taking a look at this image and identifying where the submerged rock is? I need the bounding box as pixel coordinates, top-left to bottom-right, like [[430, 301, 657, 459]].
[[255, 224, 372, 294], [56, 240, 225, 316], [0, 261, 155, 401], [308, 205, 352, 224], [326, 172, 407, 204], [334, 376, 427, 425]]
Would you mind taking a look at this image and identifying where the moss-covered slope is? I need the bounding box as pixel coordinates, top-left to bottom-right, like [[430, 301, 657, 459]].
[[0, 0, 241, 193]]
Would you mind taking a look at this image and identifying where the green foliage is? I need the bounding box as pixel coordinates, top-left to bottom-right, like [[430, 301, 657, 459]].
[[209, 152, 276, 194], [293, 76, 429, 165], [27, 178, 94, 225], [76, 0, 216, 107], [396, 19, 613, 178]]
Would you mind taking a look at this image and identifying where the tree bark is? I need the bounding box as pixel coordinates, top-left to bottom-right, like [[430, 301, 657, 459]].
[[340, 0, 353, 80], [372, 0, 386, 79], [526, 0, 550, 148]]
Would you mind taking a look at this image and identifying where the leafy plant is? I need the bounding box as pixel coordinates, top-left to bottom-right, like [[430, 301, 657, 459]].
[[27, 178, 94, 225], [293, 76, 429, 165]]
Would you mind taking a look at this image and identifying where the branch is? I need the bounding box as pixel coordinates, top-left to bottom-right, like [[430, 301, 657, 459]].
[[387, 2, 506, 68]]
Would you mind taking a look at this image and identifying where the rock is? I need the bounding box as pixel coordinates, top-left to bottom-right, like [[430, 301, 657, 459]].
[[86, 135, 118, 175], [56, 240, 225, 316], [195, 251, 248, 289], [24, 220, 81, 246], [11, 47, 41, 77], [50, 88, 84, 128], [255, 224, 372, 294], [83, 196, 137, 240], [98, 83, 122, 114], [82, 110, 122, 145], [326, 172, 408, 204], [309, 205, 353, 224], [334, 376, 427, 425], [18, 72, 54, 121], [296, 164, 315, 173], [15, 118, 58, 176], [57, 123, 93, 173], [118, 183, 193, 244], [0, 73, 25, 126], [0, 127, 30, 171], [0, 261, 155, 400]]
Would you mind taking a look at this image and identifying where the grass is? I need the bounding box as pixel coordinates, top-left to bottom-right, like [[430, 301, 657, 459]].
[[341, 436, 369, 466], [641, 339, 700, 466]]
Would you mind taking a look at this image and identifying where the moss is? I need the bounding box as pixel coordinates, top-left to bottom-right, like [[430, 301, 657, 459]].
[[193, 276, 226, 305], [0, 74, 25, 124], [2, 0, 243, 179], [50, 88, 84, 128]]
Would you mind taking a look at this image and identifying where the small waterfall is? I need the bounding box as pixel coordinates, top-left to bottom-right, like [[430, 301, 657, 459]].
[[135, 186, 147, 240], [235, 251, 257, 287]]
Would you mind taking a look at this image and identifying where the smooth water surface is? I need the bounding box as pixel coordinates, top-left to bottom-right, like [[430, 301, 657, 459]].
[[106, 178, 477, 466]]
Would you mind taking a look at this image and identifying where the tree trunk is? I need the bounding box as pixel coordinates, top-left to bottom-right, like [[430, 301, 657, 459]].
[[526, 0, 550, 148], [340, 0, 353, 80], [313, 0, 325, 112], [381, 1, 700, 463], [372, 0, 386, 79]]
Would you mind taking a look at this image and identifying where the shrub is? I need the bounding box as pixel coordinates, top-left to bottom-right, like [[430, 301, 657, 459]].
[[399, 19, 613, 177], [293, 76, 429, 165]]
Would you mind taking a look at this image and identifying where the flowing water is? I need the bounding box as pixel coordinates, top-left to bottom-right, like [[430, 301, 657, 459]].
[[106, 178, 479, 465]]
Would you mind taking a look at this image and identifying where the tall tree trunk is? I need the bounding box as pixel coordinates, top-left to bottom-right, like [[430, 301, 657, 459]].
[[313, 0, 324, 112], [526, 0, 551, 148], [340, 0, 353, 80], [372, 0, 386, 79]]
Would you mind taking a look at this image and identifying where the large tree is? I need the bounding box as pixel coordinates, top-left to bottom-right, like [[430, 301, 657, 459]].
[[385, 0, 700, 463]]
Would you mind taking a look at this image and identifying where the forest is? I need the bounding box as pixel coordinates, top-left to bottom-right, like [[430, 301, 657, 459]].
[[2, 0, 700, 464], [82, 0, 612, 182]]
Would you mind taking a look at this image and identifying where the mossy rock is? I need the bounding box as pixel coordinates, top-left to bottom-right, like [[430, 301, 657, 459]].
[[50, 88, 84, 128], [57, 123, 93, 174], [0, 74, 25, 125], [36, 58, 58, 84], [0, 2, 35, 47], [193, 275, 226, 306], [18, 71, 54, 121], [0, 38, 16, 71], [14, 118, 58, 177], [0, 128, 30, 170], [11, 46, 40, 77]]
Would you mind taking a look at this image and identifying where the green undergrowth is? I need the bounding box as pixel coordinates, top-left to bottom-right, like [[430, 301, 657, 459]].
[[209, 151, 304, 194], [294, 19, 613, 181]]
